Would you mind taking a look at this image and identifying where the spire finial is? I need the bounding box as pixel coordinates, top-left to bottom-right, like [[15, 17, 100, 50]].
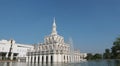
[[51, 17, 57, 35], [53, 17, 56, 26]]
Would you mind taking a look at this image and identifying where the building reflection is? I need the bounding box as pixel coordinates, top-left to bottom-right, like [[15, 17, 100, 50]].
[[1, 60, 120, 66], [26, 62, 66, 66], [3, 62, 12, 66]]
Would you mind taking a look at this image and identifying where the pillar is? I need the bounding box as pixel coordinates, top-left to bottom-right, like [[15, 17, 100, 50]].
[[61, 54, 64, 62], [57, 54, 61, 62], [53, 54, 57, 62], [44, 55, 46, 63], [72, 55, 75, 63], [10, 53, 13, 60], [29, 56, 31, 63], [79, 56, 80, 62], [48, 55, 51, 63], [39, 55, 42, 63], [64, 55, 67, 63], [5, 52, 8, 59], [32, 56, 34, 63], [38, 56, 40, 63], [26, 56, 28, 62], [36, 56, 38, 63], [67, 55, 70, 63]]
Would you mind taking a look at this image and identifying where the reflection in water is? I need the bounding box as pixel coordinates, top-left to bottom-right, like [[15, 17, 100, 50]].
[[27, 63, 68, 66], [1, 60, 120, 66], [106, 60, 113, 66], [114, 60, 120, 66], [3, 62, 12, 66]]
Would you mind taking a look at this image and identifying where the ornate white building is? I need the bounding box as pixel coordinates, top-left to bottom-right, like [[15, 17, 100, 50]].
[[26, 18, 87, 63]]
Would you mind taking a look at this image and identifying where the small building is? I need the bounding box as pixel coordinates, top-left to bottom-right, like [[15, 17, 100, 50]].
[[0, 39, 33, 61]]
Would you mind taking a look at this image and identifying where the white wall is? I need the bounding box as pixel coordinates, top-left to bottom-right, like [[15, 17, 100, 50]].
[[0, 40, 34, 58]]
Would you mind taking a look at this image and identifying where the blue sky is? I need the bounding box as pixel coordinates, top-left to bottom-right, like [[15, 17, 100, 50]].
[[0, 0, 120, 53]]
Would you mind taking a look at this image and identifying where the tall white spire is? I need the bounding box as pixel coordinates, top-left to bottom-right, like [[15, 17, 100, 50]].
[[53, 17, 56, 27], [51, 17, 57, 35]]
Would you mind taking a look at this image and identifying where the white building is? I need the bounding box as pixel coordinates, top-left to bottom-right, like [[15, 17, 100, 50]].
[[0, 39, 33, 61], [26, 18, 87, 63]]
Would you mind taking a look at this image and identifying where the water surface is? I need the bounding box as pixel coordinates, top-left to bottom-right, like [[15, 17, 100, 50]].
[[0, 60, 120, 66]]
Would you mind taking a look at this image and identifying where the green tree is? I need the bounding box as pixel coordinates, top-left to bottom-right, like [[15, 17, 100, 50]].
[[86, 53, 102, 60], [92, 53, 102, 60], [103, 49, 111, 59], [85, 53, 93, 60], [111, 37, 120, 59]]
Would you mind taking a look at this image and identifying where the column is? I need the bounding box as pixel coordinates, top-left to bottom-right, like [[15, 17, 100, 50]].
[[39, 55, 42, 63], [53, 54, 57, 63], [79, 55, 80, 62], [67, 55, 70, 63], [61, 54, 64, 62], [48, 55, 51, 63], [64, 55, 67, 63], [36, 56, 38, 63], [72, 55, 74, 62], [26, 56, 28, 62], [32, 56, 34, 63], [74, 56, 76, 62], [44, 55, 46, 63], [57, 54, 61, 62], [76, 55, 78, 62], [29, 56, 31, 63], [5, 52, 8, 59], [10, 53, 13, 60]]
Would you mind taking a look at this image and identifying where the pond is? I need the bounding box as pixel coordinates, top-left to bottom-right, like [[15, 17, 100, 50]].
[[0, 60, 120, 66]]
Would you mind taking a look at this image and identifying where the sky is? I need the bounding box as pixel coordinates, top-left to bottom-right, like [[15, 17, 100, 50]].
[[0, 0, 120, 53]]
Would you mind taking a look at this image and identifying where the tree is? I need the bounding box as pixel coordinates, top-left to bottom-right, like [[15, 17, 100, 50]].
[[85, 53, 93, 60], [111, 37, 120, 59], [92, 53, 102, 60], [85, 53, 102, 60], [103, 49, 111, 59]]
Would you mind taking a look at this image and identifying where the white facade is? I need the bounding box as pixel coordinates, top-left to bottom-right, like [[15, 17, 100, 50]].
[[26, 18, 87, 63], [0, 39, 33, 61]]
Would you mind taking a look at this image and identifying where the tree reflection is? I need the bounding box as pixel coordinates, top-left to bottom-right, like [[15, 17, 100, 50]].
[[115, 60, 120, 66], [106, 60, 112, 66]]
